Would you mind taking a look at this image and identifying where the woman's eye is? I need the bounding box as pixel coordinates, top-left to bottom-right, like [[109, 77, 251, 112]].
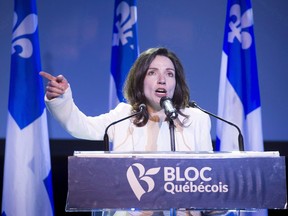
[[167, 72, 174, 77], [147, 71, 155, 76]]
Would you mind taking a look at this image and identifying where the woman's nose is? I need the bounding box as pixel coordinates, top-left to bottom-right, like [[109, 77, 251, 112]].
[[157, 74, 166, 84]]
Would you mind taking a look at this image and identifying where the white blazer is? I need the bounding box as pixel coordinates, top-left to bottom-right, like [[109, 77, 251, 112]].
[[45, 87, 213, 152]]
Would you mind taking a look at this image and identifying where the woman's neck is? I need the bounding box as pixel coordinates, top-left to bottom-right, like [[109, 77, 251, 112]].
[[147, 106, 166, 122]]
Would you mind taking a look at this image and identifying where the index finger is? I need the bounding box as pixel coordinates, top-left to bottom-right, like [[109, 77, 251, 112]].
[[39, 71, 56, 81]]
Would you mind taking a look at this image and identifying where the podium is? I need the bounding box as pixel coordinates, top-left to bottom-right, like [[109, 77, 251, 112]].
[[66, 151, 287, 214]]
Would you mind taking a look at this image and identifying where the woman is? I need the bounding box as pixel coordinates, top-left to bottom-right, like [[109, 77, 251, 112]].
[[41, 47, 213, 152]]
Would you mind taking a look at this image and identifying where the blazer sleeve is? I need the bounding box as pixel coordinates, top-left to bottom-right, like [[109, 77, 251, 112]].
[[45, 86, 131, 140]]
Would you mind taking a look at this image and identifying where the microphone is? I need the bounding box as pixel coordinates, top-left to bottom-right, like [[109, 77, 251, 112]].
[[160, 96, 178, 120], [189, 101, 244, 151], [103, 104, 146, 151]]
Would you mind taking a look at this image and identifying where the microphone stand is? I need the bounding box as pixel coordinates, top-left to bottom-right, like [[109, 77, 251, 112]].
[[190, 101, 244, 151], [168, 118, 176, 216], [103, 105, 145, 151], [169, 119, 176, 152], [103, 113, 138, 151]]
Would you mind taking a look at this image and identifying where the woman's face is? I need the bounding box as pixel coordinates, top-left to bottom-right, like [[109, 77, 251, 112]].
[[143, 55, 176, 111]]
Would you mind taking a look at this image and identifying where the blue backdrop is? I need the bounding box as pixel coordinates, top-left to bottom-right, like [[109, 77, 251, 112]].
[[0, 0, 287, 141]]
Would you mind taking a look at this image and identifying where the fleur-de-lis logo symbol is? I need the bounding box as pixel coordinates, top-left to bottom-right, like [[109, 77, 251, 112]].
[[228, 4, 253, 49], [126, 163, 160, 201], [11, 12, 38, 58], [112, 1, 137, 49]]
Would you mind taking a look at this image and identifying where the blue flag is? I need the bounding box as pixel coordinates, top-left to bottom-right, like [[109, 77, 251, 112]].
[[216, 0, 264, 152], [217, 3, 267, 216], [109, 0, 139, 109], [1, 0, 54, 215]]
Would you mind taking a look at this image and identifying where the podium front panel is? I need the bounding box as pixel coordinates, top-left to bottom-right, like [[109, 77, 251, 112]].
[[66, 152, 287, 211]]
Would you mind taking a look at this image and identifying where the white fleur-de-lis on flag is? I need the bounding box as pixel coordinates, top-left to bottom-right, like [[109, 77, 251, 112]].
[[11, 12, 38, 58], [112, 1, 137, 49], [228, 4, 254, 49]]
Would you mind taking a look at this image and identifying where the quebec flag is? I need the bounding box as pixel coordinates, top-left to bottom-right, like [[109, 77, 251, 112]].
[[216, 1, 266, 215], [216, 0, 264, 152], [1, 0, 54, 215], [109, 0, 139, 109]]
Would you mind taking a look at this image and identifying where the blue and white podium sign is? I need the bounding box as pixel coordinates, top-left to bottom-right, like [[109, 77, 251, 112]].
[[66, 151, 287, 211]]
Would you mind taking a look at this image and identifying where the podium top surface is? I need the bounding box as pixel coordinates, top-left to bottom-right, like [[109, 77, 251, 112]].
[[73, 151, 280, 159]]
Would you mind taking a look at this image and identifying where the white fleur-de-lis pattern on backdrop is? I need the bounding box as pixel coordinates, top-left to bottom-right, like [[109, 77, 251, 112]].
[[228, 4, 253, 49], [112, 1, 137, 49], [11, 12, 38, 58]]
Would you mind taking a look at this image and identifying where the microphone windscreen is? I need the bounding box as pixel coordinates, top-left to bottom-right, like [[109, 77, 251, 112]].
[[139, 104, 146, 111]]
